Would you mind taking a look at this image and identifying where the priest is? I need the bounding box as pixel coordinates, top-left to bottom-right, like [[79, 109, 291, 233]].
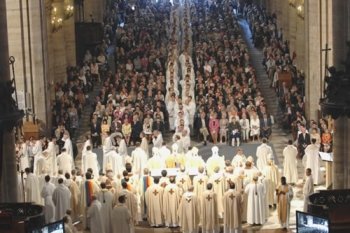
[[57, 148, 74, 175], [145, 177, 164, 227], [245, 176, 266, 225], [163, 177, 181, 227], [112, 195, 132, 233], [282, 140, 298, 184], [223, 182, 243, 233], [41, 175, 56, 223], [52, 178, 71, 221], [24, 168, 42, 204], [304, 139, 321, 185], [178, 186, 200, 233], [131, 142, 148, 178], [97, 183, 113, 233], [82, 146, 99, 177], [208, 166, 224, 218], [201, 183, 219, 233], [256, 138, 273, 171], [87, 195, 105, 233]]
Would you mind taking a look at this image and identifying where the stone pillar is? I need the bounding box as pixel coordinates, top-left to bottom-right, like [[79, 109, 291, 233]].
[[64, 16, 76, 66], [84, 0, 104, 22], [332, 117, 348, 189], [0, 0, 19, 202], [304, 0, 321, 121], [288, 4, 297, 55], [332, 0, 349, 67], [295, 13, 305, 71]]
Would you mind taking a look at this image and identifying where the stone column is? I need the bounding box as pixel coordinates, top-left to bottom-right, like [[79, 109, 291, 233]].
[[295, 13, 305, 71], [332, 116, 348, 189], [304, 0, 321, 121], [84, 0, 103, 22], [0, 0, 19, 202], [64, 16, 76, 66], [332, 0, 349, 67], [288, 4, 297, 55]]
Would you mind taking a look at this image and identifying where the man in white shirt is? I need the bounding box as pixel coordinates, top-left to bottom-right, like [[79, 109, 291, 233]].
[[152, 130, 163, 148], [256, 138, 273, 171], [303, 168, 314, 212], [41, 175, 56, 223], [82, 146, 100, 177]]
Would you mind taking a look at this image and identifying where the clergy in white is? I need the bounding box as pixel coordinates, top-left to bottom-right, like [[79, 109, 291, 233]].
[[62, 132, 74, 168], [24, 168, 42, 204], [303, 168, 314, 212], [223, 182, 243, 233], [52, 178, 71, 221], [97, 183, 113, 233], [82, 146, 99, 176], [112, 195, 132, 233], [282, 140, 298, 184], [43, 138, 58, 176], [178, 186, 200, 233], [304, 139, 321, 185], [57, 148, 73, 175], [245, 176, 266, 225], [256, 138, 273, 171], [87, 195, 106, 233], [145, 177, 164, 227], [163, 177, 181, 227], [41, 175, 56, 223], [201, 183, 219, 233], [131, 142, 148, 178]]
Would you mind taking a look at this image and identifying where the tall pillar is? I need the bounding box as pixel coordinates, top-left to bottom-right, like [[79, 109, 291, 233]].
[[0, 0, 21, 202], [288, 4, 297, 56], [295, 13, 305, 71], [304, 0, 321, 121], [64, 16, 76, 66], [333, 117, 348, 189]]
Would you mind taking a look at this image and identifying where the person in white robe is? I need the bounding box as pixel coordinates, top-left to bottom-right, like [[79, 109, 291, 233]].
[[52, 178, 71, 221], [41, 175, 56, 223], [201, 183, 219, 233], [131, 142, 148, 178], [97, 183, 113, 233], [206, 146, 225, 176], [193, 166, 208, 199], [223, 182, 243, 233], [140, 133, 149, 158], [159, 142, 171, 160], [263, 159, 280, 207], [176, 167, 192, 193], [117, 182, 138, 226], [82, 135, 92, 155], [208, 167, 225, 218], [43, 138, 58, 176], [304, 139, 321, 185], [257, 172, 270, 219], [185, 147, 205, 170], [145, 177, 164, 227], [112, 195, 132, 233], [245, 176, 266, 225], [138, 168, 153, 220], [256, 138, 273, 171], [87, 195, 106, 233], [34, 152, 48, 176], [117, 137, 129, 164], [57, 148, 73, 175], [163, 177, 181, 227], [62, 132, 74, 168], [24, 168, 42, 204], [303, 168, 314, 212], [32, 139, 43, 175], [82, 146, 99, 176], [178, 186, 200, 233], [282, 140, 298, 184], [152, 130, 163, 148], [231, 148, 246, 168], [19, 140, 30, 172]]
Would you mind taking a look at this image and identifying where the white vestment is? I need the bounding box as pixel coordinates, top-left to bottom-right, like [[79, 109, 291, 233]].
[[131, 147, 148, 178], [41, 182, 56, 223], [97, 189, 114, 233], [245, 181, 266, 225], [82, 150, 100, 177], [145, 184, 164, 226], [163, 183, 181, 227], [303, 176, 314, 212], [63, 138, 74, 167], [104, 151, 124, 177], [57, 152, 73, 175], [201, 190, 219, 233], [87, 200, 106, 233], [209, 173, 225, 217], [19, 142, 30, 172], [283, 145, 298, 184], [44, 141, 58, 176], [52, 183, 71, 221], [223, 189, 243, 233], [206, 155, 225, 176], [25, 173, 42, 204], [256, 143, 273, 171], [304, 144, 321, 184]]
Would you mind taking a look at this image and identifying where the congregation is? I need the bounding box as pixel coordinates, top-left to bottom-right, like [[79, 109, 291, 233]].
[[14, 0, 330, 233]]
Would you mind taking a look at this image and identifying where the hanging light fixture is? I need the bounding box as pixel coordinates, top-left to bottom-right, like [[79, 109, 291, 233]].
[[51, 6, 63, 32], [64, 0, 74, 20], [296, 0, 304, 20]]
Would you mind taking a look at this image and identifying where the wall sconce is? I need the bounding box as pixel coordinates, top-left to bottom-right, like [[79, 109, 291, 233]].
[[297, 4, 304, 19], [51, 7, 63, 32], [64, 0, 74, 20]]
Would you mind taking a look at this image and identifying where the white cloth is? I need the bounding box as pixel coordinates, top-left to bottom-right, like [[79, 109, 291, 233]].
[[131, 147, 148, 178], [87, 200, 106, 233], [256, 143, 273, 171], [82, 150, 100, 177], [19, 143, 30, 172], [152, 134, 163, 148], [57, 152, 73, 175], [97, 189, 114, 233], [303, 176, 314, 212], [41, 182, 56, 223], [63, 138, 74, 167], [178, 191, 200, 233], [304, 144, 321, 184], [104, 151, 124, 177], [245, 181, 266, 225], [25, 173, 42, 204], [52, 183, 71, 221], [44, 141, 58, 176], [283, 145, 298, 184]]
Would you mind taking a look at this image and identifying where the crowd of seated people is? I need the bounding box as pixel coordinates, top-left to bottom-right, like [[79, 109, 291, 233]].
[[190, 0, 274, 147], [88, 1, 172, 150], [243, 3, 333, 155]]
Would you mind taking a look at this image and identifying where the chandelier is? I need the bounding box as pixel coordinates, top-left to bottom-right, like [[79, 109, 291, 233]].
[[64, 0, 74, 20], [51, 6, 63, 33]]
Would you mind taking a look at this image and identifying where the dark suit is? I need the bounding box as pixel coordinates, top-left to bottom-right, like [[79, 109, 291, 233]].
[[90, 123, 101, 148], [260, 117, 272, 138], [297, 132, 311, 157]]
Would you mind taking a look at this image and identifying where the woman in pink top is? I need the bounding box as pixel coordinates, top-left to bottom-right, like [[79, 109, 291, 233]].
[[209, 112, 220, 144]]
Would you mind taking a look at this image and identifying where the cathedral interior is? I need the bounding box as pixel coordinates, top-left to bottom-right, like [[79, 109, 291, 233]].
[[0, 0, 350, 232]]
